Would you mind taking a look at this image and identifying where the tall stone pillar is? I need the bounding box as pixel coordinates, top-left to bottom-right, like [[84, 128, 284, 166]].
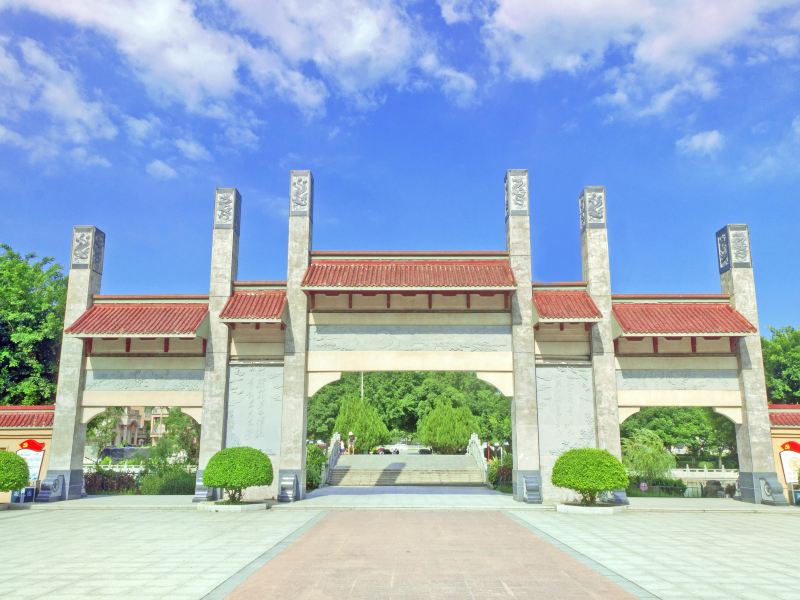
[[505, 169, 541, 503], [41, 226, 105, 501], [278, 170, 313, 502], [579, 187, 623, 462], [194, 188, 241, 501], [716, 224, 787, 505]]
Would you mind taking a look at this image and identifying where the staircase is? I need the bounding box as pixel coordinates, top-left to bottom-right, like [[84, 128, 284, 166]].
[[329, 454, 486, 487]]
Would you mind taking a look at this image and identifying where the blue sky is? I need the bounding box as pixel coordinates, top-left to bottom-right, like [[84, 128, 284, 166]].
[[1, 1, 799, 329]]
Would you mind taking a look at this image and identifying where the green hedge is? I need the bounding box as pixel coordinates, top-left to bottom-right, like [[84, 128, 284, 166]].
[[551, 448, 628, 506], [306, 445, 327, 491], [140, 469, 196, 495], [0, 451, 29, 492], [202, 447, 273, 504]]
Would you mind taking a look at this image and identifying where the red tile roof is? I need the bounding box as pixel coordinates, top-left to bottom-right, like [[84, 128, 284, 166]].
[[220, 290, 287, 321], [612, 302, 756, 335], [65, 303, 208, 336], [770, 409, 800, 427], [302, 260, 516, 290], [0, 405, 54, 428], [533, 290, 602, 321]]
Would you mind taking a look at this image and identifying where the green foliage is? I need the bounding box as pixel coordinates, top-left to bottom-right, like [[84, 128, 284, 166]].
[[140, 468, 195, 495], [622, 428, 676, 481], [551, 448, 629, 506], [333, 394, 390, 454], [762, 326, 800, 404], [308, 371, 510, 444], [83, 470, 137, 494], [417, 402, 479, 454], [621, 407, 736, 467], [202, 447, 273, 504], [487, 452, 513, 486], [627, 475, 688, 497], [306, 445, 327, 490], [0, 450, 29, 491], [86, 407, 124, 457], [150, 408, 200, 466], [0, 245, 66, 406]]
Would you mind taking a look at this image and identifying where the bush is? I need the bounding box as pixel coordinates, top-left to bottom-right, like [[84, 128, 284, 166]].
[[0, 450, 29, 492], [627, 475, 687, 497], [202, 447, 273, 504], [140, 469, 195, 495], [551, 448, 628, 506], [306, 445, 327, 491], [487, 452, 513, 486], [84, 469, 137, 494], [622, 429, 676, 481], [417, 402, 480, 454]]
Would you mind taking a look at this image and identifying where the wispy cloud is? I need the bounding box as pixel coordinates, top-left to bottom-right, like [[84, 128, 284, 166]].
[[174, 138, 211, 161], [146, 158, 177, 180], [676, 130, 725, 156]]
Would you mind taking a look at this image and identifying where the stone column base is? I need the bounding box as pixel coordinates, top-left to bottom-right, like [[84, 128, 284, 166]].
[[192, 469, 220, 502], [277, 470, 302, 502], [37, 469, 83, 502], [738, 472, 788, 505], [513, 470, 542, 503]]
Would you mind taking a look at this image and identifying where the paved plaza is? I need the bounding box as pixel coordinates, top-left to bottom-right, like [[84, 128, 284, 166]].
[[2, 494, 799, 599]]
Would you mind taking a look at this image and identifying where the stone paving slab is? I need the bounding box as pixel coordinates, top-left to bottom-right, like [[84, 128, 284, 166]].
[[0, 507, 321, 600], [508, 509, 800, 600], [226, 510, 641, 599]]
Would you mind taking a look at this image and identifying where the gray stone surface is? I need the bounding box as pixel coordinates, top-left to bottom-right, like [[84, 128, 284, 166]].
[[616, 369, 740, 390], [196, 189, 241, 500], [718, 224, 787, 505], [505, 170, 541, 502], [536, 364, 597, 502], [280, 170, 314, 500], [43, 225, 104, 500], [84, 369, 205, 391], [308, 324, 512, 352], [580, 186, 622, 460], [226, 364, 283, 455]]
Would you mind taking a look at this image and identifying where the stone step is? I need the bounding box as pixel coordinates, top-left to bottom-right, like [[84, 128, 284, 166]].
[[329, 469, 485, 487]]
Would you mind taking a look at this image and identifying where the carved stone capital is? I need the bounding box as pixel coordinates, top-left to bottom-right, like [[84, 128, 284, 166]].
[[579, 186, 606, 231], [504, 169, 529, 217], [290, 170, 313, 217], [717, 224, 751, 273], [71, 226, 105, 274], [214, 188, 241, 233]]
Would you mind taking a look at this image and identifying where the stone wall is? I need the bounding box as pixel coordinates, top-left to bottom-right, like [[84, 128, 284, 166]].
[[535, 364, 596, 503], [308, 324, 512, 352]]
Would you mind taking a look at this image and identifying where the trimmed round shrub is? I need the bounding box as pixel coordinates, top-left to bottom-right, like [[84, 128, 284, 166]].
[[551, 448, 628, 506], [202, 447, 273, 503], [0, 450, 29, 492]]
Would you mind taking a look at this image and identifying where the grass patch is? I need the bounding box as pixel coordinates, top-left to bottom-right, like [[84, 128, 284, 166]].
[[496, 483, 513, 495]]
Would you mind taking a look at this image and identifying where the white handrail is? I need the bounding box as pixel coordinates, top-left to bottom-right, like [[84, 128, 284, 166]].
[[324, 432, 342, 485]]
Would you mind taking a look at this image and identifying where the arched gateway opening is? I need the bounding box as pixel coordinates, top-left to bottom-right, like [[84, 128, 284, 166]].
[[41, 172, 787, 506]]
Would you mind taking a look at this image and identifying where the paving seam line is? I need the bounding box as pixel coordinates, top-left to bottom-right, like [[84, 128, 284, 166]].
[[201, 510, 328, 600], [503, 511, 659, 600]]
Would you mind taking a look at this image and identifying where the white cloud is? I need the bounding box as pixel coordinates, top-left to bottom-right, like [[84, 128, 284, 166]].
[[419, 52, 477, 106], [69, 147, 111, 167], [437, 0, 487, 24], [792, 115, 800, 138], [483, 0, 800, 114], [146, 158, 177, 179], [124, 114, 160, 144], [174, 137, 211, 161], [676, 130, 725, 156]]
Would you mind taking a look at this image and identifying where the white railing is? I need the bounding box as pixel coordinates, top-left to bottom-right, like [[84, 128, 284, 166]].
[[83, 461, 197, 474], [322, 433, 342, 486], [466, 433, 488, 483], [671, 466, 739, 481]]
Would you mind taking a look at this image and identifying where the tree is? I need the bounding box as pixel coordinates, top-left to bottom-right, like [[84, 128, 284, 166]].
[[622, 429, 676, 481], [417, 402, 479, 454], [551, 448, 629, 506], [0, 450, 30, 491], [621, 407, 736, 467], [762, 326, 800, 404], [0, 245, 66, 405], [333, 393, 390, 453], [158, 408, 200, 464], [86, 407, 124, 459]]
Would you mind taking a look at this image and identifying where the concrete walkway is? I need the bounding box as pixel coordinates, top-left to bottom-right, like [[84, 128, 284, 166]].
[[225, 511, 643, 599]]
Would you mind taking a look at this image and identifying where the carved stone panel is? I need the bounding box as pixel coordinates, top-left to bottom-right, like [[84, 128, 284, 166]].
[[730, 229, 751, 266], [214, 188, 240, 232], [505, 170, 528, 216], [716, 229, 731, 273], [290, 171, 312, 216], [71, 226, 105, 273], [717, 225, 751, 272], [580, 187, 606, 230]]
